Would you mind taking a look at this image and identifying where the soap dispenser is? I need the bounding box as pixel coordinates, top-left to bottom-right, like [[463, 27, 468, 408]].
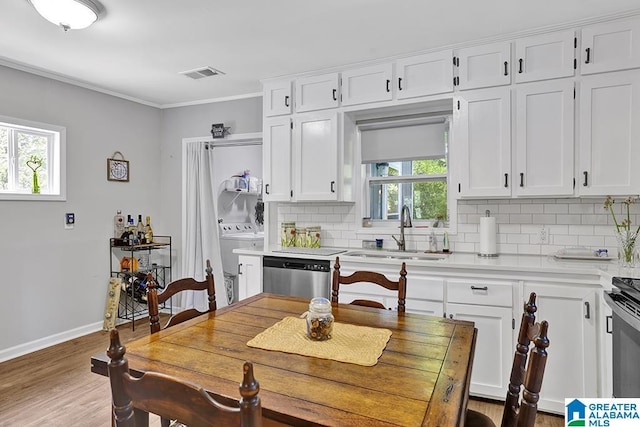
[[428, 230, 438, 253]]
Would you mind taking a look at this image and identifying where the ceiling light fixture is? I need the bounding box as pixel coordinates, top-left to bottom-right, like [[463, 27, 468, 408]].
[[28, 0, 102, 31]]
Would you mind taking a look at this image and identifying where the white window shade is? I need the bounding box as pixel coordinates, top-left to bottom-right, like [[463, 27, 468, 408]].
[[360, 120, 446, 163]]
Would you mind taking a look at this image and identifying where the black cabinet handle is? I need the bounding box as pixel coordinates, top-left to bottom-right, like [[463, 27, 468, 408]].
[[518, 58, 523, 73], [330, 181, 335, 193], [398, 77, 403, 91], [284, 95, 290, 107], [585, 47, 591, 64], [584, 301, 591, 319], [504, 61, 509, 76], [237, 264, 243, 275], [332, 89, 337, 101], [606, 315, 613, 334], [470, 286, 488, 291], [386, 79, 390, 93], [265, 184, 270, 195], [504, 173, 509, 188], [583, 171, 588, 187], [519, 173, 524, 187]]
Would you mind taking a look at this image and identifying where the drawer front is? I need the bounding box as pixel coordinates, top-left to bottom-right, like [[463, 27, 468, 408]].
[[447, 279, 513, 307], [339, 266, 444, 301]]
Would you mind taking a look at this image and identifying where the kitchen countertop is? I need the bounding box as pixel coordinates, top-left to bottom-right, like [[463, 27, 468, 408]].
[[235, 246, 640, 281]]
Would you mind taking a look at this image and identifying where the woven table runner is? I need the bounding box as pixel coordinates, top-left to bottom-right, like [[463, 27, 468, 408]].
[[247, 316, 392, 366]]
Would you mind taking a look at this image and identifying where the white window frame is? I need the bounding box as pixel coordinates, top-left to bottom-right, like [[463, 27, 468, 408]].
[[0, 115, 66, 201], [354, 116, 457, 235]]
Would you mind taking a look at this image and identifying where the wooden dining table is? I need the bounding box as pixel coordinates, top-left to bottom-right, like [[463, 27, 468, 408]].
[[91, 293, 477, 426]]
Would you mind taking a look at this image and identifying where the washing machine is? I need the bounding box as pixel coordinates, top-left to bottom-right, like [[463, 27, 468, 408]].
[[219, 222, 264, 304]]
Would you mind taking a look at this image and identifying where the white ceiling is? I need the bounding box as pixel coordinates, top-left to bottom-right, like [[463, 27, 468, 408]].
[[1, 0, 639, 108]]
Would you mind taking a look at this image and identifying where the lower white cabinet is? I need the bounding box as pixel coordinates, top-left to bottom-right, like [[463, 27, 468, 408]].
[[523, 282, 598, 413], [445, 279, 513, 399], [237, 255, 262, 301]]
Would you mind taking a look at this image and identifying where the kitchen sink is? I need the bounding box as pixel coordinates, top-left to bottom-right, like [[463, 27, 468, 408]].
[[342, 250, 447, 261]]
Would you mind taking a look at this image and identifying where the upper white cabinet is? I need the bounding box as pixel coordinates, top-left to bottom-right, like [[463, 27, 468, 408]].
[[581, 16, 640, 75], [396, 50, 454, 99], [578, 70, 640, 196], [341, 64, 393, 106], [514, 79, 575, 197], [456, 41, 511, 90], [263, 80, 293, 117], [293, 111, 340, 201], [514, 30, 576, 83], [455, 87, 512, 198], [263, 117, 293, 202], [295, 73, 340, 113]]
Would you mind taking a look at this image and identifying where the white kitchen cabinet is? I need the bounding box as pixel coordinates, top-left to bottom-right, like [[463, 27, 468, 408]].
[[237, 255, 262, 301], [341, 63, 393, 106], [455, 87, 511, 198], [445, 278, 513, 399], [456, 41, 511, 90], [336, 262, 444, 315], [396, 50, 454, 99], [293, 111, 339, 201], [514, 79, 574, 197], [263, 80, 293, 117], [262, 117, 292, 201], [578, 70, 640, 196], [581, 16, 640, 75], [523, 282, 597, 414], [514, 30, 576, 83], [295, 73, 340, 113]]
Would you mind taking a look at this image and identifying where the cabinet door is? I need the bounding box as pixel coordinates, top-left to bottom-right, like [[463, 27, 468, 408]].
[[263, 80, 292, 117], [295, 73, 340, 113], [293, 112, 339, 201], [523, 283, 597, 414], [455, 87, 511, 198], [446, 303, 512, 399], [578, 70, 640, 196], [263, 117, 292, 201], [581, 16, 640, 75], [396, 50, 454, 99], [456, 41, 511, 90], [514, 30, 576, 83], [341, 64, 393, 106], [237, 255, 262, 301], [514, 79, 574, 197]]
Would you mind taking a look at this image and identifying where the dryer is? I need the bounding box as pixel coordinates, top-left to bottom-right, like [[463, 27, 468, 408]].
[[219, 222, 264, 304]]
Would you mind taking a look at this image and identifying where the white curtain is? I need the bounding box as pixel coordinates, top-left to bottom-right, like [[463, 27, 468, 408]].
[[182, 142, 227, 310]]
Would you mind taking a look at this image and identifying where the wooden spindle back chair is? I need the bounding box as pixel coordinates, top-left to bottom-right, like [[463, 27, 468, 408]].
[[147, 259, 216, 334], [107, 329, 262, 427], [331, 256, 407, 312]]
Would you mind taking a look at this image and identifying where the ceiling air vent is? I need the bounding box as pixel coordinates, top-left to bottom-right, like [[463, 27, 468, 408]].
[[180, 66, 225, 80]]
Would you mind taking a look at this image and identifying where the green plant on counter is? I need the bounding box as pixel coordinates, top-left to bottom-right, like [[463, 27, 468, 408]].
[[604, 195, 640, 267]]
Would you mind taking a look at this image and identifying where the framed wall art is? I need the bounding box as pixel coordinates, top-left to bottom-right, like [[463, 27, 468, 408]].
[[107, 151, 129, 182]]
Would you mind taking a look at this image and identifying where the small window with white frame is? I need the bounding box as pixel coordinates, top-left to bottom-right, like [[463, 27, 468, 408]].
[[0, 115, 65, 201], [359, 114, 451, 228]]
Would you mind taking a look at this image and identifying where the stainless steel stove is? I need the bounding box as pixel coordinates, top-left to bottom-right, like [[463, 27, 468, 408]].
[[604, 276, 640, 397]]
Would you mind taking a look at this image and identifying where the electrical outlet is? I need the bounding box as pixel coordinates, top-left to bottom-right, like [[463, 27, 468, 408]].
[[538, 226, 548, 244]]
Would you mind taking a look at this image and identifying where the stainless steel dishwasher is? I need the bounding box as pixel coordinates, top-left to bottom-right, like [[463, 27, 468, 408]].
[[262, 256, 331, 299]]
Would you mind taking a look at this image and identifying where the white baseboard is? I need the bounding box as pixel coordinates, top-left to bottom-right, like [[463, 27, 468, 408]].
[[0, 321, 104, 363]]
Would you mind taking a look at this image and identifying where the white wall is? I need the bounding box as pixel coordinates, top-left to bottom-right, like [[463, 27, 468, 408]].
[[0, 65, 162, 359]]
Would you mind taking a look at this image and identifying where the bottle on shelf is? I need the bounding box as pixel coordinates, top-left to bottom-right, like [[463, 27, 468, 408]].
[[136, 214, 145, 244], [114, 210, 125, 239], [128, 216, 138, 245], [145, 216, 154, 243]]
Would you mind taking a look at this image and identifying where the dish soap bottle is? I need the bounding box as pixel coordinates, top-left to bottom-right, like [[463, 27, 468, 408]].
[[428, 230, 438, 253], [443, 232, 450, 253]]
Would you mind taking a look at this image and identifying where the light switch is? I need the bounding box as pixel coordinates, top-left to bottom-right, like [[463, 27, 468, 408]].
[[65, 212, 75, 229]]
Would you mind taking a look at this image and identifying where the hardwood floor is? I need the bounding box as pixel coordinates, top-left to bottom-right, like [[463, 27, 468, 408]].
[[0, 315, 564, 426]]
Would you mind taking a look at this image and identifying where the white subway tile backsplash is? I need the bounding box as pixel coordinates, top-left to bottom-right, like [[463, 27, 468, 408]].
[[276, 198, 628, 256]]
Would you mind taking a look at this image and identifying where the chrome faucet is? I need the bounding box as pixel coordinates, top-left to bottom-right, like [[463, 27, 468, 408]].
[[392, 204, 413, 251]]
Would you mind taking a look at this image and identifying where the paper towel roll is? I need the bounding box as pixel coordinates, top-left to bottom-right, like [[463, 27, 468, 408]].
[[479, 216, 497, 256]]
